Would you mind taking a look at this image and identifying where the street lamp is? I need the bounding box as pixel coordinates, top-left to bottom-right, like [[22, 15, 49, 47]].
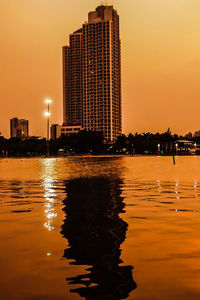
[[44, 99, 52, 156], [157, 144, 160, 154]]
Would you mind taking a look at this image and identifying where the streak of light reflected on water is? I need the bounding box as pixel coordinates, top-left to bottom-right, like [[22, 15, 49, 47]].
[[41, 159, 58, 231]]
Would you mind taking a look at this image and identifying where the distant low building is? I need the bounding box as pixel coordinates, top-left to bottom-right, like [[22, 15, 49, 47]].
[[10, 118, 29, 139], [50, 124, 83, 140], [26, 136, 42, 140], [175, 140, 195, 154]]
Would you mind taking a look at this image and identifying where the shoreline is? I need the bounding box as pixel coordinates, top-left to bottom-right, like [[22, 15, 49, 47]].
[[0, 154, 199, 159]]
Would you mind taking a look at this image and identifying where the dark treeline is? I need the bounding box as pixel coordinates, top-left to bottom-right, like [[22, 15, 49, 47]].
[[0, 129, 199, 157]]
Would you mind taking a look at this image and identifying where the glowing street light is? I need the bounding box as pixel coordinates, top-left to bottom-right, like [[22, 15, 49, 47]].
[[45, 99, 52, 104], [44, 112, 51, 117], [44, 98, 52, 156]]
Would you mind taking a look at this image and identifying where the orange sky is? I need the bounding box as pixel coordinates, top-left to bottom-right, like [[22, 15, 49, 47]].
[[1, 0, 200, 138]]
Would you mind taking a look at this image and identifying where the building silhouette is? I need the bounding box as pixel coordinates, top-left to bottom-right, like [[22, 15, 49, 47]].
[[10, 118, 29, 139], [63, 5, 121, 141], [61, 175, 136, 300]]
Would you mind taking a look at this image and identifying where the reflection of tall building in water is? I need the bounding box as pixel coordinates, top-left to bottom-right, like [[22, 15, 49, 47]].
[[62, 5, 121, 141], [61, 176, 136, 299]]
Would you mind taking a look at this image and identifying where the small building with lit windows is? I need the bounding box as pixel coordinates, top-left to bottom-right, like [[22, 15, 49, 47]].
[[50, 124, 83, 140], [175, 140, 195, 154]]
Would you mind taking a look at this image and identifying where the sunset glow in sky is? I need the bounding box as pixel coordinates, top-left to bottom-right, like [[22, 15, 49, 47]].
[[1, 0, 200, 137]]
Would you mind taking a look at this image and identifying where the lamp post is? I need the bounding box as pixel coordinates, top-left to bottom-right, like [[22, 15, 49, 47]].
[[175, 143, 178, 154], [194, 143, 197, 155], [44, 99, 52, 156], [157, 144, 160, 154]]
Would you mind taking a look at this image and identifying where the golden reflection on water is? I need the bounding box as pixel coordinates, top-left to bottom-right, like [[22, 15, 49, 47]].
[[157, 179, 162, 193], [2, 157, 200, 300], [175, 181, 180, 199], [41, 159, 58, 231], [194, 180, 198, 198]]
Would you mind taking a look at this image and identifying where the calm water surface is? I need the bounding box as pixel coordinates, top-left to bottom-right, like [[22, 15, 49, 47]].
[[1, 156, 200, 300]]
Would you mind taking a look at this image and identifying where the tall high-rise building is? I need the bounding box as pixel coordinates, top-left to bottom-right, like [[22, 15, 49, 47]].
[[63, 29, 83, 126], [10, 118, 29, 139], [63, 5, 121, 141]]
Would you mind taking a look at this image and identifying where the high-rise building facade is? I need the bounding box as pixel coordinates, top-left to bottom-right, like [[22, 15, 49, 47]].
[[63, 29, 83, 126], [63, 5, 121, 141], [10, 118, 29, 139]]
